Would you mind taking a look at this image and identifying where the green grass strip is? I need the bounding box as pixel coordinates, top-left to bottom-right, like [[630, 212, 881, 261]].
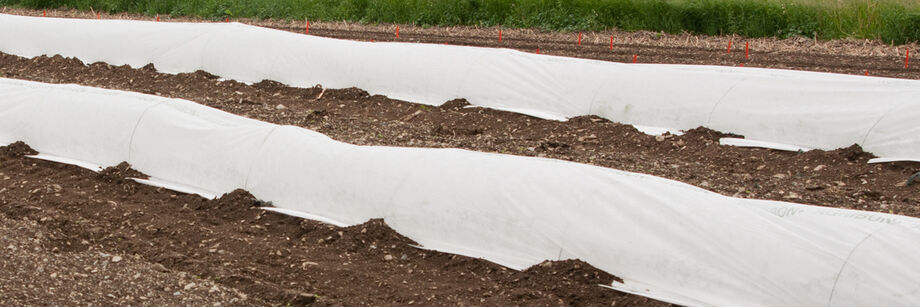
[[3, 0, 919, 43]]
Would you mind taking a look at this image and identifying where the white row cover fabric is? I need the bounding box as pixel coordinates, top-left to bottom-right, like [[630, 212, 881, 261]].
[[0, 78, 918, 306], [1, 14, 919, 161]]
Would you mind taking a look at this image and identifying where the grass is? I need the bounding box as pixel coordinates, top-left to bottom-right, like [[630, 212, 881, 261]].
[[2, 0, 919, 44]]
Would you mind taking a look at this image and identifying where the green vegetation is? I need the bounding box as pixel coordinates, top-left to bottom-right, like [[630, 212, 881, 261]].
[[3, 0, 919, 43]]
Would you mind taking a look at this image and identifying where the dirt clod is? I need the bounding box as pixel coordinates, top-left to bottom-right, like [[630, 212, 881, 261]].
[[98, 162, 148, 182], [1, 141, 37, 157]]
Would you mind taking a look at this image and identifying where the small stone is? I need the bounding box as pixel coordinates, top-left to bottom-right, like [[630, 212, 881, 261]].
[[813, 165, 826, 171], [285, 291, 317, 305], [756, 165, 766, 170], [577, 135, 598, 143], [384, 255, 394, 261], [400, 254, 408, 261], [111, 255, 122, 263], [400, 110, 423, 121], [655, 135, 666, 142], [700, 180, 710, 188], [773, 173, 787, 179], [275, 104, 288, 110], [184, 283, 196, 290], [151, 263, 169, 272], [783, 192, 801, 199]]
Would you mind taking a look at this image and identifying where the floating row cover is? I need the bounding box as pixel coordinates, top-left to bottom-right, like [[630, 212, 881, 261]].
[[1, 14, 919, 161], [0, 78, 918, 306]]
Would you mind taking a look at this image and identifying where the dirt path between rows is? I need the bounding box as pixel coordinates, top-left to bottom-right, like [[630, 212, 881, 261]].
[[3, 7, 918, 79], [0, 142, 668, 306]]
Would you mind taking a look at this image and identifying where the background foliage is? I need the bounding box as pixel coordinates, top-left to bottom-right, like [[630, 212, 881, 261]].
[[3, 0, 919, 43]]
